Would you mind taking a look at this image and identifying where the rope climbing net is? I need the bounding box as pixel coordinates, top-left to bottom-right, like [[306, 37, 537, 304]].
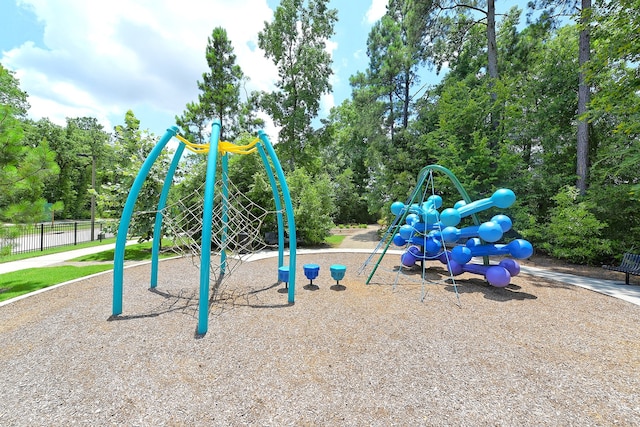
[[159, 174, 279, 285]]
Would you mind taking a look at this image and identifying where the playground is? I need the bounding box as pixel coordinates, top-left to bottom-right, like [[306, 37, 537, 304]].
[[1, 247, 639, 425], [2, 121, 638, 425]]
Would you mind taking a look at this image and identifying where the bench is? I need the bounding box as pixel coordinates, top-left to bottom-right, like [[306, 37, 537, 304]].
[[602, 252, 640, 285]]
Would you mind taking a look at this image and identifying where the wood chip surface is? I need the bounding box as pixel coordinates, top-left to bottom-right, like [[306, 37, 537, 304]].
[[1, 252, 639, 426]]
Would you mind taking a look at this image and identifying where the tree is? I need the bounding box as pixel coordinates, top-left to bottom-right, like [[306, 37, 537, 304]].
[[430, 0, 501, 140], [258, 0, 337, 170], [177, 27, 245, 143], [101, 111, 170, 241], [528, 0, 593, 194], [0, 64, 58, 222]]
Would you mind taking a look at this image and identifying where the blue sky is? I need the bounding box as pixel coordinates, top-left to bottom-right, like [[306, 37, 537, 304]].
[[0, 0, 528, 140]]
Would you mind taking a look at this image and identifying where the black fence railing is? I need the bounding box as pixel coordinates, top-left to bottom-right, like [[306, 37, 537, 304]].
[[1, 221, 116, 256]]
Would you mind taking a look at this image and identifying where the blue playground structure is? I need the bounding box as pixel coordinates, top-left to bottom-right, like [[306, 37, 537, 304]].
[[111, 120, 296, 335], [362, 164, 533, 297]]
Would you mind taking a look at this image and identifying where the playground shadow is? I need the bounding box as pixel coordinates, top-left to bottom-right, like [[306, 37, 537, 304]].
[[444, 278, 538, 302], [107, 287, 199, 322]]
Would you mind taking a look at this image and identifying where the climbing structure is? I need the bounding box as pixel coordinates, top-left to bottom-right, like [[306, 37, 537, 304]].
[[360, 164, 533, 299], [111, 120, 296, 335]]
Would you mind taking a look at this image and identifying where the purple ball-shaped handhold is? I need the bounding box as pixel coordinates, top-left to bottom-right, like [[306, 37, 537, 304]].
[[491, 214, 512, 232], [408, 244, 422, 257], [486, 266, 511, 287], [451, 245, 472, 264], [399, 224, 414, 240], [491, 188, 516, 208], [478, 221, 503, 243], [440, 208, 461, 227], [447, 259, 464, 275], [499, 258, 520, 276], [406, 213, 419, 226], [442, 226, 459, 243], [391, 201, 405, 216], [511, 239, 533, 259], [393, 233, 406, 247], [401, 250, 417, 268]]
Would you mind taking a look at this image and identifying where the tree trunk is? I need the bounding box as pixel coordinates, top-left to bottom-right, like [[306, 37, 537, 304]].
[[576, 0, 591, 195], [403, 69, 410, 129], [486, 0, 498, 83], [486, 0, 499, 153]]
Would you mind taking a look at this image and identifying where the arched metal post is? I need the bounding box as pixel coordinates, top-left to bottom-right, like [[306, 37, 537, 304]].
[[113, 126, 178, 315], [151, 142, 186, 288], [256, 144, 286, 269], [220, 152, 229, 275], [258, 130, 296, 303]]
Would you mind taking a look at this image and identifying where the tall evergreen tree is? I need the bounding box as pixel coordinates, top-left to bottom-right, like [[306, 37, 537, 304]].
[[258, 0, 337, 170], [177, 27, 245, 142], [0, 64, 58, 222]]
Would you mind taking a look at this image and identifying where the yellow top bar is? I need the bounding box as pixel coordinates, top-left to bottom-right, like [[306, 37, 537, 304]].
[[175, 135, 259, 155]]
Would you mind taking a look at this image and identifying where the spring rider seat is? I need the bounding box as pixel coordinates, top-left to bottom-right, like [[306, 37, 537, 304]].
[[278, 266, 290, 289], [330, 264, 347, 287], [303, 263, 320, 288]]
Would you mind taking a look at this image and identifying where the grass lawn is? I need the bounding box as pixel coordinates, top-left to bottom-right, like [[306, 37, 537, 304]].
[[0, 235, 343, 303], [324, 234, 346, 246], [0, 264, 114, 302], [0, 241, 174, 303]]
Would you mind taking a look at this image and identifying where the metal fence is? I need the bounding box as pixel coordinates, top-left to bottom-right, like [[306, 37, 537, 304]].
[[1, 221, 116, 256]]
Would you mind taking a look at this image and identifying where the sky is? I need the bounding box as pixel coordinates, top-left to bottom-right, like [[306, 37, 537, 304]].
[[0, 0, 528, 141]]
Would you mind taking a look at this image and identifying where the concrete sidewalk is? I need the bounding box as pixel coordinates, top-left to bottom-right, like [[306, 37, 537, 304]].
[[0, 240, 139, 275], [1, 232, 639, 308]]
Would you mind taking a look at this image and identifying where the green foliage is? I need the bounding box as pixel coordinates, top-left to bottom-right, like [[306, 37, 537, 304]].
[[100, 111, 170, 241], [0, 65, 59, 222], [286, 168, 335, 245], [538, 186, 612, 264], [258, 0, 337, 170]]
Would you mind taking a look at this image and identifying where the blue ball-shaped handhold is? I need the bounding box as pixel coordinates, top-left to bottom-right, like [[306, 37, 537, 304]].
[[491, 214, 512, 232], [425, 237, 442, 255], [406, 213, 419, 226], [511, 239, 533, 259], [427, 194, 443, 209], [391, 201, 405, 216], [442, 226, 459, 243], [491, 188, 516, 208], [424, 209, 439, 225], [440, 208, 461, 227], [454, 200, 467, 209], [399, 224, 415, 240], [478, 221, 503, 243], [393, 233, 406, 247], [451, 245, 472, 264], [466, 237, 482, 248]]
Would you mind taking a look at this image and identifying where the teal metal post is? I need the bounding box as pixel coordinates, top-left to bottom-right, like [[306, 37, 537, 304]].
[[113, 126, 178, 315], [256, 144, 285, 268], [220, 152, 229, 275], [151, 142, 186, 288], [198, 120, 221, 335], [258, 130, 296, 304]]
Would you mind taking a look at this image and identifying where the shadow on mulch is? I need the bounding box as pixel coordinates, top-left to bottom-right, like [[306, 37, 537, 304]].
[[444, 278, 538, 302]]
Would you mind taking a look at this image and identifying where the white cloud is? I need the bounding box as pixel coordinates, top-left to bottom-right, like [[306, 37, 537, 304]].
[[365, 0, 387, 24], [2, 0, 279, 135]]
